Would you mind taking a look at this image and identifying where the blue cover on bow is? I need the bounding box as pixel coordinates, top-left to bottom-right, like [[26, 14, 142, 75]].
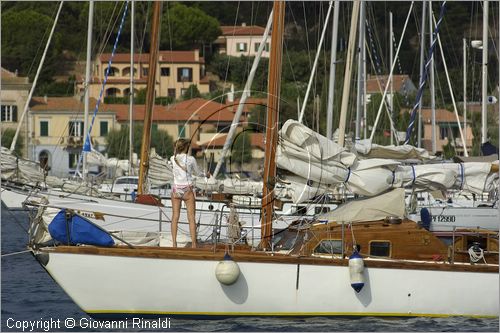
[[48, 209, 114, 247]]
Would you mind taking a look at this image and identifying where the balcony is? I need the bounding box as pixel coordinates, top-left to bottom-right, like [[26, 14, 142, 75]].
[[66, 136, 84, 148]]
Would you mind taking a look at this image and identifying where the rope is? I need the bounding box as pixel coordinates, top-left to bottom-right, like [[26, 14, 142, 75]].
[[468, 246, 486, 264], [405, 1, 447, 144], [411, 165, 416, 185], [344, 167, 352, 183], [349, 222, 357, 250], [82, 1, 130, 154], [1, 250, 31, 257]]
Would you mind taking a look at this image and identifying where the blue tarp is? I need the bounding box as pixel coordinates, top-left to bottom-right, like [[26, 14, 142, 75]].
[[48, 209, 114, 247]]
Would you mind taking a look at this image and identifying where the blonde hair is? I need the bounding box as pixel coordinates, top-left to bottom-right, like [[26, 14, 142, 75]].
[[174, 139, 190, 155]]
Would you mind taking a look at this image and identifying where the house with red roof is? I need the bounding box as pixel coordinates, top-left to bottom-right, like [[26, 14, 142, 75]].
[[76, 50, 210, 100], [215, 23, 271, 58], [112, 97, 258, 147], [28, 96, 118, 177], [365, 74, 417, 106], [419, 108, 473, 154]]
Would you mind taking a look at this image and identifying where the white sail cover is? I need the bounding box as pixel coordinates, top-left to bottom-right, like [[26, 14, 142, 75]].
[[1, 147, 45, 184], [396, 164, 458, 192], [276, 122, 498, 197], [277, 120, 355, 185], [148, 151, 173, 186], [355, 139, 435, 161], [280, 175, 330, 203], [319, 188, 406, 223], [221, 178, 262, 195], [345, 158, 402, 196], [439, 162, 497, 194], [395, 162, 497, 194], [86, 149, 131, 177]]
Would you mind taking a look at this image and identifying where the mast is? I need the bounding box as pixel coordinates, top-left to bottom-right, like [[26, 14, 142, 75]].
[[326, 1, 340, 140], [260, 0, 285, 250], [137, 1, 161, 195], [417, 1, 426, 148], [338, 1, 360, 147], [129, 0, 135, 175], [83, 1, 94, 181], [481, 0, 489, 144], [10, 1, 64, 152], [355, 1, 365, 140], [389, 11, 394, 145], [363, 36, 367, 139], [429, 1, 436, 154], [463, 38, 467, 150]]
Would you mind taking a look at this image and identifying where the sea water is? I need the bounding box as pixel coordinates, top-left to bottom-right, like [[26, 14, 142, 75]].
[[1, 208, 498, 332]]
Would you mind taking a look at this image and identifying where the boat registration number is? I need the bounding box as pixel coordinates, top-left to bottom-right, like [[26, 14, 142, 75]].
[[431, 215, 456, 223]]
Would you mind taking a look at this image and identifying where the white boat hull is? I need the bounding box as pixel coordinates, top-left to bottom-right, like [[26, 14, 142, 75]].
[[37, 250, 498, 318]]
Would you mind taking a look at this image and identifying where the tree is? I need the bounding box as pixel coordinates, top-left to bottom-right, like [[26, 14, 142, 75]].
[[1, 128, 24, 156], [182, 84, 201, 100], [230, 129, 253, 166], [106, 123, 174, 159], [365, 93, 409, 145], [442, 140, 456, 160], [161, 3, 221, 50], [106, 127, 129, 159], [1, 9, 61, 82]]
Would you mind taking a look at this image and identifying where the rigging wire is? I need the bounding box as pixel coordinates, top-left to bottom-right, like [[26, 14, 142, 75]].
[[302, 2, 313, 70], [26, 3, 58, 78], [96, 2, 121, 58]]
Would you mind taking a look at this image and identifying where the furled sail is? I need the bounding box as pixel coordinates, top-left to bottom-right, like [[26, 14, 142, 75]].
[[277, 120, 355, 185], [1, 147, 45, 184], [355, 139, 435, 161], [276, 121, 498, 199]]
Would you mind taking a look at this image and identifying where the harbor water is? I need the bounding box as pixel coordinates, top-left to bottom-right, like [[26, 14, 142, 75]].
[[1, 208, 498, 332]]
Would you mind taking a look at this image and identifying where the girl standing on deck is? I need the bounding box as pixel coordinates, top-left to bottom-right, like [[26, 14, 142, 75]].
[[170, 139, 206, 248]]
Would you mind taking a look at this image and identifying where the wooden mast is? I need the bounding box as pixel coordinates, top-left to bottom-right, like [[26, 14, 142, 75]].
[[137, 1, 161, 195], [260, 1, 285, 250]]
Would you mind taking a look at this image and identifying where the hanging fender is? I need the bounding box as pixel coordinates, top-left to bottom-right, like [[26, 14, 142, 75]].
[[215, 253, 240, 285], [349, 251, 365, 293]]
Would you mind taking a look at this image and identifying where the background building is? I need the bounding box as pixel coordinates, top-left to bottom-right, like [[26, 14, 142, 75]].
[[420, 108, 473, 155], [77, 50, 210, 100], [1, 67, 30, 157], [215, 24, 270, 58], [29, 96, 117, 177]]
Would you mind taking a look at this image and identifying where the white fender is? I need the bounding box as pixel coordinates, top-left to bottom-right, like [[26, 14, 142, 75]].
[[349, 251, 365, 293], [215, 253, 240, 285]]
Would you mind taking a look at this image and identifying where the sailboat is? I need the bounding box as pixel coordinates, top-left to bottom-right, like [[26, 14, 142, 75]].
[[27, 1, 498, 318]]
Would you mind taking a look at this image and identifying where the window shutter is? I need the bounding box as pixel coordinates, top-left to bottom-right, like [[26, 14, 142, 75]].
[[12, 106, 18, 122]]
